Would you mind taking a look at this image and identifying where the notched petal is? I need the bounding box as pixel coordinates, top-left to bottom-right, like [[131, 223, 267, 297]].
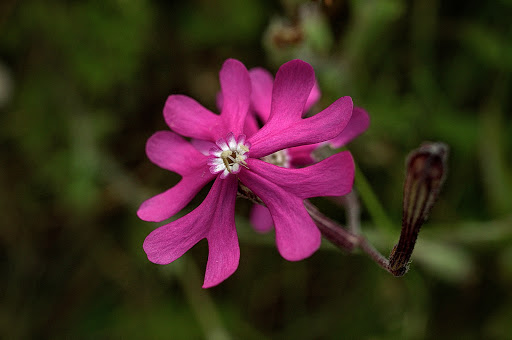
[[143, 177, 240, 288], [239, 170, 321, 261], [164, 95, 222, 140]]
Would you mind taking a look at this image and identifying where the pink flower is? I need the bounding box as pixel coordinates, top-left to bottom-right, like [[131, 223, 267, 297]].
[[138, 59, 355, 287], [247, 67, 370, 232]]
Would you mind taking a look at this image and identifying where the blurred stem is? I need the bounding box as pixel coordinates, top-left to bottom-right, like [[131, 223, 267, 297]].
[[176, 256, 231, 340], [330, 191, 362, 235], [421, 215, 512, 245], [354, 164, 395, 235], [478, 76, 512, 215]]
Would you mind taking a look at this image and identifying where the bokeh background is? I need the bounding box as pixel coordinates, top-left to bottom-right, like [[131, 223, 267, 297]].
[[1, 0, 511, 338]]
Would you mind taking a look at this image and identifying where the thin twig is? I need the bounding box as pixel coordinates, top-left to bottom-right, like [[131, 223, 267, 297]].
[[357, 236, 391, 273], [304, 199, 392, 273], [304, 200, 358, 252]]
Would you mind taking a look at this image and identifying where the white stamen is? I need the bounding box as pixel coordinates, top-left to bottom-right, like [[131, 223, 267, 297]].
[[208, 133, 250, 178], [239, 144, 249, 153]]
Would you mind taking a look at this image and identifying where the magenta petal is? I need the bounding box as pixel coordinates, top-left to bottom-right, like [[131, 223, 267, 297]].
[[249, 67, 274, 122], [219, 59, 251, 136], [216, 91, 223, 112], [288, 144, 319, 167], [164, 95, 222, 140], [239, 171, 321, 261], [203, 192, 240, 288], [246, 153, 354, 199], [146, 131, 207, 175], [140, 131, 214, 222], [137, 170, 215, 222], [249, 96, 353, 158], [250, 67, 321, 122], [267, 59, 315, 124], [243, 114, 260, 138], [250, 204, 274, 233], [143, 176, 239, 288], [190, 138, 216, 156], [304, 81, 321, 113], [328, 107, 370, 148]]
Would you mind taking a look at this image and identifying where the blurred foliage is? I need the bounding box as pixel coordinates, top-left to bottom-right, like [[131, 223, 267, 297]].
[[1, 0, 512, 339]]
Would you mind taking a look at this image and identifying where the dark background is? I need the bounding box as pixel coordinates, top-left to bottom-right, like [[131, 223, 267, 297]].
[[1, 0, 511, 338]]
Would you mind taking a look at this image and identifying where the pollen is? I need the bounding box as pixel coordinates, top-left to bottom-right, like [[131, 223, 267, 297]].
[[208, 133, 250, 179]]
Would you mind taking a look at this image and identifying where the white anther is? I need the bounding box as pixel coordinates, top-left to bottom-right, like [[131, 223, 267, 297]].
[[209, 133, 250, 178]]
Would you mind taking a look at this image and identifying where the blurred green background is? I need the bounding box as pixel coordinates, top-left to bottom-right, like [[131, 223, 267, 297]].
[[1, 0, 511, 338]]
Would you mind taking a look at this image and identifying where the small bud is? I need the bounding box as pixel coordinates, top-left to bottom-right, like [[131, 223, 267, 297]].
[[388, 142, 449, 276]]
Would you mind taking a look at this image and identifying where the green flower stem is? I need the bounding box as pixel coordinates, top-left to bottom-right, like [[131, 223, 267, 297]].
[[354, 163, 396, 235]]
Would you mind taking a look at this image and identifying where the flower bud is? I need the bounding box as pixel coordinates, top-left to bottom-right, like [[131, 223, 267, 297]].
[[388, 142, 449, 276]]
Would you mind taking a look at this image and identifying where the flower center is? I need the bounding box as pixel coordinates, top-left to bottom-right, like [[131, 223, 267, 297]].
[[208, 133, 250, 179]]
